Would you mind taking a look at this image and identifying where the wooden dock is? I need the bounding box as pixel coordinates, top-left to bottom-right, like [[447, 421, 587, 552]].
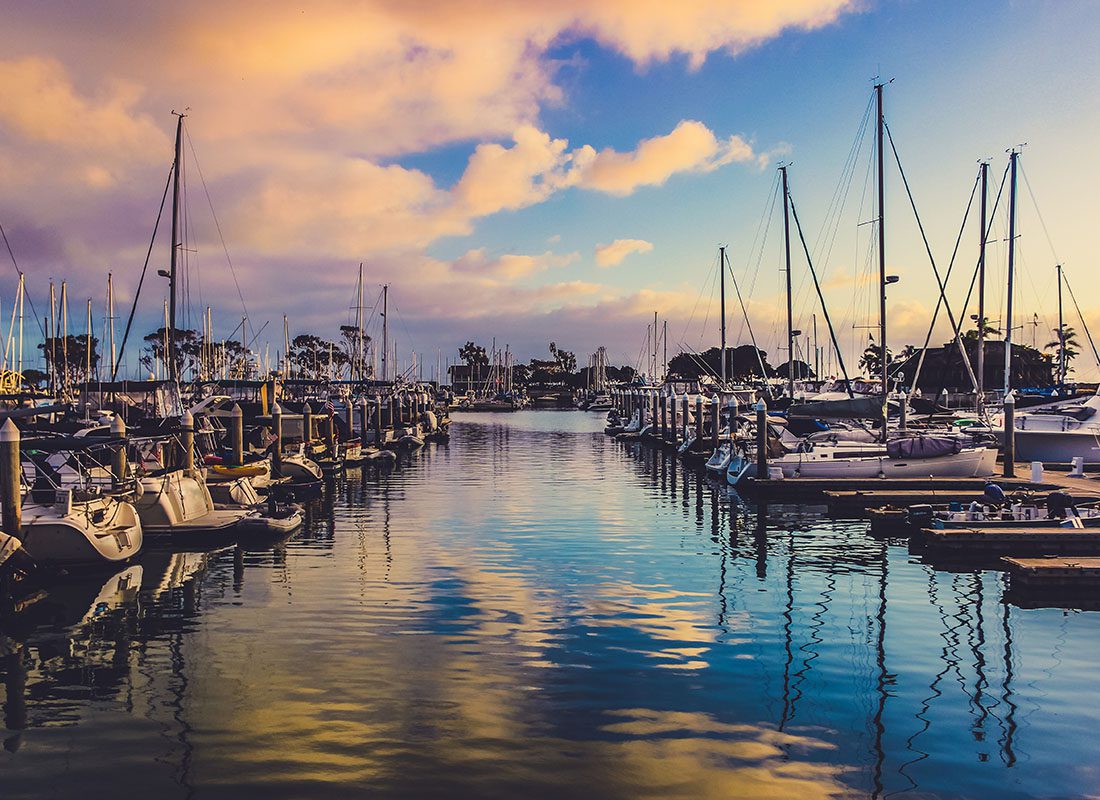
[[1003, 556, 1100, 589], [914, 525, 1100, 555]]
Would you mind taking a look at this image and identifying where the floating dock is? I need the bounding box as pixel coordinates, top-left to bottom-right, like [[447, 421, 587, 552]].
[[1002, 556, 1100, 589], [913, 525, 1100, 555]]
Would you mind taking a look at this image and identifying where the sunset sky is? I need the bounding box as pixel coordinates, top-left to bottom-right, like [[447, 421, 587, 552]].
[[2, 1, 1098, 379]]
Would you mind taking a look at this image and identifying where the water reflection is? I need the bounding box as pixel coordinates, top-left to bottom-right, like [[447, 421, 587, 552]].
[[0, 411, 1097, 798]]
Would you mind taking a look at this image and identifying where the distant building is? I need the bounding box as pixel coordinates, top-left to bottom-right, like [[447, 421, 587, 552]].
[[892, 339, 1053, 393]]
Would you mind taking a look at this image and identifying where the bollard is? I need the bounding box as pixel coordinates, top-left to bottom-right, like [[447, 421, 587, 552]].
[[1071, 456, 1085, 478], [1003, 391, 1015, 478], [302, 402, 314, 446], [271, 401, 283, 470], [898, 391, 908, 431], [1030, 461, 1044, 484], [729, 396, 740, 443], [358, 398, 369, 441], [695, 394, 703, 446], [660, 392, 668, 442], [711, 394, 720, 450], [345, 400, 354, 437], [324, 406, 335, 452], [682, 394, 690, 443], [111, 415, 128, 490], [670, 391, 678, 446], [181, 410, 195, 474], [0, 419, 21, 539], [229, 403, 245, 466], [374, 396, 383, 446], [391, 395, 400, 427], [755, 398, 768, 479]]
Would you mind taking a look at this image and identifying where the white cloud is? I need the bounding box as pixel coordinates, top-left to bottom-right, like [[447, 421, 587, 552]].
[[595, 239, 655, 267]]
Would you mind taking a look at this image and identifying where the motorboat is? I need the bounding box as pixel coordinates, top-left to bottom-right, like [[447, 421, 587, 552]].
[[134, 468, 249, 537], [21, 490, 143, 566], [208, 477, 304, 537], [990, 389, 1100, 463]]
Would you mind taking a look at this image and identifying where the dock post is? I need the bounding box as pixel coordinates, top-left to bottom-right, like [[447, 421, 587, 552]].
[[651, 390, 658, 431], [1003, 391, 1016, 478], [111, 415, 128, 490], [345, 400, 354, 438], [181, 410, 195, 474], [391, 394, 401, 427], [711, 394, 720, 450], [898, 391, 907, 431], [0, 420, 20, 539], [660, 392, 668, 442], [302, 402, 313, 446], [625, 390, 632, 419], [271, 401, 283, 471], [374, 396, 383, 446], [324, 406, 335, 452], [695, 394, 703, 446], [755, 398, 768, 478], [729, 396, 740, 443], [229, 403, 244, 466], [358, 398, 369, 442], [670, 391, 678, 446], [682, 394, 690, 445]]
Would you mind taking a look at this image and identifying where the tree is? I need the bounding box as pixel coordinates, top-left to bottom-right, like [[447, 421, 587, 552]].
[[339, 325, 373, 379], [548, 341, 576, 373], [39, 334, 99, 387], [666, 346, 773, 380], [859, 339, 892, 378], [1047, 325, 1080, 379], [288, 333, 345, 380], [141, 328, 201, 378], [459, 341, 489, 368], [962, 318, 1000, 343], [776, 360, 813, 380]]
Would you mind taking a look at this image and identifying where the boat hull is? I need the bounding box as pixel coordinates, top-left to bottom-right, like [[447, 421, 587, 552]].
[[21, 497, 143, 565]]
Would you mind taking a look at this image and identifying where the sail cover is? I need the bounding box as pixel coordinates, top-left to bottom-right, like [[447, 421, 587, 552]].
[[886, 435, 962, 460]]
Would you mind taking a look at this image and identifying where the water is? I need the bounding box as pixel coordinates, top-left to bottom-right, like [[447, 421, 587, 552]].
[[2, 411, 1099, 798]]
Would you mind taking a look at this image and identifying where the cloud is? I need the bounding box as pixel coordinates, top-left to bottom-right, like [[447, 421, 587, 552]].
[[595, 239, 654, 267], [452, 248, 580, 280], [575, 121, 760, 196]]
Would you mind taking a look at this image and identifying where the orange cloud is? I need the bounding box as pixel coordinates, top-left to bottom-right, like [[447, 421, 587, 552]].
[[595, 239, 654, 267]]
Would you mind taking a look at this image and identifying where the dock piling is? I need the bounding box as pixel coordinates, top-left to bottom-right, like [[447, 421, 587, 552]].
[[302, 402, 313, 446], [0, 420, 21, 539], [111, 416, 127, 490], [181, 410, 195, 474], [271, 402, 283, 470], [229, 403, 244, 466], [711, 394, 720, 450], [755, 398, 768, 478], [1004, 392, 1016, 478]]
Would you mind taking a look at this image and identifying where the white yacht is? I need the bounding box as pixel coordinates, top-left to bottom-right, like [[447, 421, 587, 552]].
[[992, 389, 1100, 463]]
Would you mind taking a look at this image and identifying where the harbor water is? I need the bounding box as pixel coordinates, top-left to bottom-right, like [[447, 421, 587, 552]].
[[2, 411, 1098, 798]]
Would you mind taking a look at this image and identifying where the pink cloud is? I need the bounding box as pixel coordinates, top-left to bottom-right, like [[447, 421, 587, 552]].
[[595, 239, 654, 267]]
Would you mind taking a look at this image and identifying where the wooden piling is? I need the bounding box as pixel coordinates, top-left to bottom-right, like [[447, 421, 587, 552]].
[[324, 407, 335, 451], [374, 396, 383, 446], [669, 391, 678, 446], [711, 394, 720, 450], [302, 402, 313, 445], [271, 401, 283, 469], [358, 398, 369, 442], [0, 419, 21, 539], [1003, 392, 1016, 478], [694, 394, 703, 446], [229, 403, 244, 466], [755, 397, 768, 478], [181, 410, 195, 474], [111, 415, 127, 490], [660, 393, 668, 442]]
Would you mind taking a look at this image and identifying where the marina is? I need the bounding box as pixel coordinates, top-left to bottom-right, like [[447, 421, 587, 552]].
[[3, 2, 1100, 797]]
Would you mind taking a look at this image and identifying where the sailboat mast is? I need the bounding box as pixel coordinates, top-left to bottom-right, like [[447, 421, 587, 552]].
[[875, 82, 888, 434], [1004, 149, 1019, 396], [107, 273, 116, 380], [356, 263, 364, 381], [780, 165, 794, 399], [1057, 263, 1065, 386], [167, 112, 184, 384], [381, 284, 389, 382], [719, 245, 727, 387], [977, 161, 988, 412]]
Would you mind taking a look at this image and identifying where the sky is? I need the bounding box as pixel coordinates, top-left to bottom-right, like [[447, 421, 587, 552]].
[[2, 0, 1099, 380]]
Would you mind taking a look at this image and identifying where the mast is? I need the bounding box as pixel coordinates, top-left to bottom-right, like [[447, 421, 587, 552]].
[[653, 311, 658, 382], [1057, 263, 1065, 387], [662, 320, 667, 382], [875, 82, 888, 436], [977, 161, 988, 412], [85, 298, 92, 383], [719, 245, 727, 387], [781, 165, 794, 399], [381, 284, 389, 382], [167, 112, 185, 384], [1004, 149, 1019, 396], [107, 274, 117, 380], [48, 281, 56, 395], [60, 282, 68, 397], [355, 263, 364, 381]]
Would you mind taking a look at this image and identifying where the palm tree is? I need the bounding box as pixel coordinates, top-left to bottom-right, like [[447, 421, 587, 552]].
[[859, 338, 891, 378], [1046, 325, 1080, 380]]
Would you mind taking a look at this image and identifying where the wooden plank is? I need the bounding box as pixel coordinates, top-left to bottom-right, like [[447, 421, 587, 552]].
[[916, 525, 1100, 554], [1003, 556, 1100, 590]]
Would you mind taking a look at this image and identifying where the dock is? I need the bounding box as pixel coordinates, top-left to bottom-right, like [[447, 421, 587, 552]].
[[1002, 556, 1100, 589], [913, 525, 1100, 555]]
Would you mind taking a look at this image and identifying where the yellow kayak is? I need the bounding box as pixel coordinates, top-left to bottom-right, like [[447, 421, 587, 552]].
[[210, 462, 268, 479]]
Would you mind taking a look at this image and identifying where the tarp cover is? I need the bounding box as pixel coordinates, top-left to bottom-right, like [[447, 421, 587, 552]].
[[886, 435, 961, 460]]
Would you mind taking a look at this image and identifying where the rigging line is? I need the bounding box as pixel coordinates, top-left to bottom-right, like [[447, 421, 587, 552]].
[[725, 250, 769, 381], [786, 188, 853, 393], [0, 221, 46, 339], [955, 162, 1011, 338], [908, 169, 981, 391], [883, 120, 979, 394], [1018, 160, 1061, 265], [114, 162, 175, 381], [1063, 274, 1100, 369], [184, 128, 252, 340]]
